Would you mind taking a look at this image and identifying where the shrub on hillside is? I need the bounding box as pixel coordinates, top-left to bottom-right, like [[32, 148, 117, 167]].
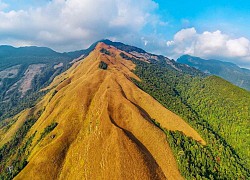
[[99, 61, 108, 70], [100, 48, 110, 55]]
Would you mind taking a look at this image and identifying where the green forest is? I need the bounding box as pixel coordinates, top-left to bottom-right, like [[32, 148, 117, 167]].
[[0, 110, 59, 180], [0, 115, 37, 179], [131, 57, 250, 179]]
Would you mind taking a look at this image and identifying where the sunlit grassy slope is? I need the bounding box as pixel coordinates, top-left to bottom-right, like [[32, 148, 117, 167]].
[[1, 42, 206, 179]]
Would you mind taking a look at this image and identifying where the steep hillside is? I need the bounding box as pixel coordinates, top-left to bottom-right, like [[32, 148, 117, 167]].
[[0, 43, 205, 179], [132, 56, 250, 178], [0, 45, 87, 121], [177, 55, 250, 90]]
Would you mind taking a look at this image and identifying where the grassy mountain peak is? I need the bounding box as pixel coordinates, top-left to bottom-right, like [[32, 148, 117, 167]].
[[0, 40, 249, 179]]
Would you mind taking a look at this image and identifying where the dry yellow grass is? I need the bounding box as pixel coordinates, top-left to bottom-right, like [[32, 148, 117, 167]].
[[13, 43, 205, 180], [0, 109, 31, 146]]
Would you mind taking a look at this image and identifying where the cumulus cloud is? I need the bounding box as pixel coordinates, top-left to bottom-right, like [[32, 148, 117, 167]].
[[0, 0, 159, 51], [167, 28, 250, 68]]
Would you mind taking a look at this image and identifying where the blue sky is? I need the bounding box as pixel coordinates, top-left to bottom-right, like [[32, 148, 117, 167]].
[[1, 0, 49, 10], [154, 0, 250, 38], [0, 0, 250, 68]]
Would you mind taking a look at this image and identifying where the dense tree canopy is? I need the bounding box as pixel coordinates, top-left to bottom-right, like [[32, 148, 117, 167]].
[[132, 58, 250, 179]]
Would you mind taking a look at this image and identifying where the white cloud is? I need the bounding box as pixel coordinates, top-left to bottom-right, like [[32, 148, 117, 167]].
[[0, 0, 8, 10], [173, 27, 197, 42], [167, 28, 250, 68], [0, 0, 158, 51], [226, 37, 250, 57]]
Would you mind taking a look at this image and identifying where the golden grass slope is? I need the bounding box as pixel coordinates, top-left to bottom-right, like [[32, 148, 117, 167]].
[[13, 42, 205, 180], [0, 109, 32, 147]]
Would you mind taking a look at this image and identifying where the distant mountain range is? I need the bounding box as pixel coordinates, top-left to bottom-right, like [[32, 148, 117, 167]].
[[177, 55, 250, 90]]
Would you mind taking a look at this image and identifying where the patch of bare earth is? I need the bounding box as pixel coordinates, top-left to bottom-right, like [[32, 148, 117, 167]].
[[19, 64, 46, 96], [0, 65, 21, 86], [54, 62, 63, 69]]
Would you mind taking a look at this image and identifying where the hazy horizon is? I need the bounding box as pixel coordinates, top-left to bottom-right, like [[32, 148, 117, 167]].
[[1, 0, 250, 68]]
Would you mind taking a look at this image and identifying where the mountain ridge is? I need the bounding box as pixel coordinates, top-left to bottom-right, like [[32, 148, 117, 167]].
[[8, 42, 204, 179], [0, 40, 249, 179], [177, 54, 250, 90]]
